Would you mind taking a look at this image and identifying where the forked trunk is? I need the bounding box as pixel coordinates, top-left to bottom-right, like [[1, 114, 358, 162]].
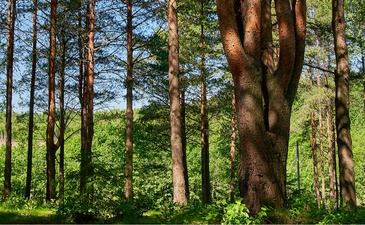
[[217, 0, 306, 213]]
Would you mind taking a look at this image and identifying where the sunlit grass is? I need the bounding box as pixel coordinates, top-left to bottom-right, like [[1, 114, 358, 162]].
[[0, 207, 63, 224]]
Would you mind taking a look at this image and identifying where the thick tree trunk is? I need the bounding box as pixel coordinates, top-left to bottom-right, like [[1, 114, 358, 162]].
[[168, 0, 189, 205], [332, 0, 356, 207], [311, 111, 321, 208], [229, 89, 237, 203], [4, 0, 16, 200], [125, 0, 134, 201], [200, 2, 211, 204], [46, 0, 57, 201], [26, 0, 37, 200], [217, 0, 306, 214]]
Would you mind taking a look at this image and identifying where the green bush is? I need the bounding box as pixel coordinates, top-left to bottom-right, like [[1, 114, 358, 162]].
[[221, 199, 268, 224]]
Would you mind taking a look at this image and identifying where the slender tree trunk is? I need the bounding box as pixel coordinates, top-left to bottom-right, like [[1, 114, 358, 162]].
[[332, 0, 356, 207], [58, 31, 67, 204], [26, 0, 38, 200], [316, 59, 326, 206], [125, 0, 134, 201], [80, 0, 95, 202], [168, 0, 189, 205], [229, 89, 236, 203], [78, 0, 87, 197], [4, 0, 16, 200], [326, 89, 338, 208], [180, 66, 189, 200], [217, 0, 306, 214], [324, 55, 338, 208], [318, 78, 326, 207], [200, 0, 211, 204], [311, 111, 321, 208], [46, 0, 57, 202]]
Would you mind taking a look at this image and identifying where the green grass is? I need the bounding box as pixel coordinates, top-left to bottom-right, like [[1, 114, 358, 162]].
[[1, 199, 365, 224], [0, 208, 65, 224]]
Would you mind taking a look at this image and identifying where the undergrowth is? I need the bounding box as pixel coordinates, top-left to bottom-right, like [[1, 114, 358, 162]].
[[0, 193, 365, 224]]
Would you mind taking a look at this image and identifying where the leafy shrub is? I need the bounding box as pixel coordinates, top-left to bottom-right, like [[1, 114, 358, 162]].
[[221, 199, 268, 224]]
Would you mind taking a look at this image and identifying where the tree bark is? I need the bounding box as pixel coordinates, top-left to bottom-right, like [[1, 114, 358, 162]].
[[4, 0, 16, 200], [80, 0, 95, 202], [125, 0, 134, 201], [168, 0, 189, 205], [58, 28, 67, 204], [200, 0, 211, 205], [326, 90, 338, 208], [217, 0, 306, 214], [180, 67, 190, 201], [25, 0, 38, 200], [229, 89, 237, 203], [46, 0, 57, 201], [332, 0, 356, 207], [317, 68, 326, 206]]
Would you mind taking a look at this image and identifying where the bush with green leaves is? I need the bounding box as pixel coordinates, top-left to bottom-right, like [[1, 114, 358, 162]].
[[221, 199, 268, 224]]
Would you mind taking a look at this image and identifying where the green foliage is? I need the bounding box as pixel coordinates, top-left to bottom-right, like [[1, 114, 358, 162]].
[[221, 199, 268, 224]]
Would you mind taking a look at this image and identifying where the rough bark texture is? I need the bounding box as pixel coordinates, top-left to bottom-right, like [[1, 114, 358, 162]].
[[4, 0, 16, 200], [332, 0, 356, 207], [46, 0, 57, 201], [125, 0, 134, 201], [229, 90, 237, 203], [217, 0, 306, 214], [80, 0, 95, 201], [26, 0, 37, 200], [168, 0, 189, 205], [200, 2, 211, 204]]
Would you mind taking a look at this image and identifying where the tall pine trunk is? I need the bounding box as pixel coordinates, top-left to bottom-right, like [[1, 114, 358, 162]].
[[200, 0, 211, 204], [80, 0, 95, 201], [317, 68, 326, 206], [58, 30, 67, 203], [125, 0, 134, 201], [168, 0, 189, 205], [25, 0, 37, 200], [332, 0, 356, 207], [46, 0, 57, 201], [4, 0, 16, 200]]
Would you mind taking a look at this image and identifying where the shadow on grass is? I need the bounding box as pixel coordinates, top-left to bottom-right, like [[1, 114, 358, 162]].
[[0, 211, 66, 224]]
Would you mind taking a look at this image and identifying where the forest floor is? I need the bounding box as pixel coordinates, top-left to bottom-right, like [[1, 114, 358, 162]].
[[1, 204, 365, 224]]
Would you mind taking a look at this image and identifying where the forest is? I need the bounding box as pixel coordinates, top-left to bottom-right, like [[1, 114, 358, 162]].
[[0, 0, 365, 224]]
